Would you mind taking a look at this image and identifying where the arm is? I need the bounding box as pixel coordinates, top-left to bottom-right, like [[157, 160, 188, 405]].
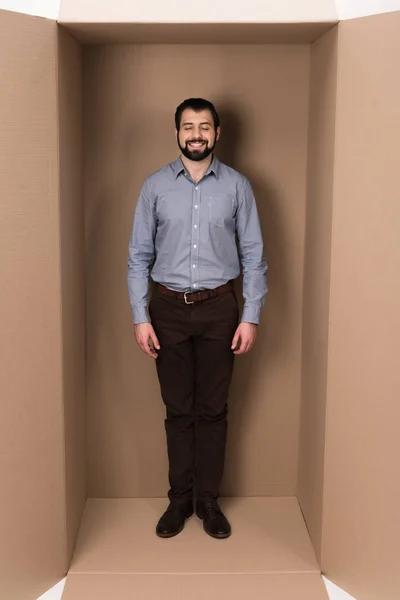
[[235, 177, 268, 325], [127, 178, 156, 325]]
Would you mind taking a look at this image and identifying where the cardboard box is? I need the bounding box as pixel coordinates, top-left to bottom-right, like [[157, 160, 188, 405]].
[[1, 2, 399, 598]]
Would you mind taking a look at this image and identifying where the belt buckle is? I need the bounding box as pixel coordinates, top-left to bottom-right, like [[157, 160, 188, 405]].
[[184, 291, 194, 305]]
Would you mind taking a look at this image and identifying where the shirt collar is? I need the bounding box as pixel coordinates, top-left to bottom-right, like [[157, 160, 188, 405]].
[[172, 154, 220, 180]]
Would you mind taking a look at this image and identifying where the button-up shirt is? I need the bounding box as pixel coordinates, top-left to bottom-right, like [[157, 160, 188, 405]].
[[127, 155, 268, 325]]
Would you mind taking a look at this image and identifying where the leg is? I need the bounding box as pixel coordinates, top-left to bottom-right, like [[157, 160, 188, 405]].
[[193, 290, 239, 501], [149, 292, 195, 502]]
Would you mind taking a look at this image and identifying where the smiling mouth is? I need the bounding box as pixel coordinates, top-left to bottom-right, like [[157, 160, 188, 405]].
[[187, 141, 207, 149]]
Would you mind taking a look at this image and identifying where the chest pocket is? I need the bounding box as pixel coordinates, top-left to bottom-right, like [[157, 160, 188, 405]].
[[208, 194, 236, 226]]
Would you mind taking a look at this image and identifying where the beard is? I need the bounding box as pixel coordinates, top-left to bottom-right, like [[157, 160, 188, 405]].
[[178, 136, 217, 162]]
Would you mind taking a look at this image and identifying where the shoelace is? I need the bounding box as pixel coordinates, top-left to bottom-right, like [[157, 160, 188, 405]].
[[202, 501, 222, 518]]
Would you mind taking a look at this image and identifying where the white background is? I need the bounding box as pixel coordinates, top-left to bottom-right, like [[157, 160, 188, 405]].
[[0, 0, 400, 20], [2, 0, 399, 598], [335, 0, 400, 18], [37, 576, 357, 600], [0, 0, 60, 18]]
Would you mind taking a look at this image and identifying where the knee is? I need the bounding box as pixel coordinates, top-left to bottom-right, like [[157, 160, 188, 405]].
[[197, 404, 228, 423], [166, 406, 195, 421]]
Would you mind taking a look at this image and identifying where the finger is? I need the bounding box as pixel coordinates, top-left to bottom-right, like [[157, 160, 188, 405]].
[[145, 339, 158, 358], [231, 333, 240, 350], [139, 338, 158, 358], [245, 338, 255, 352], [234, 339, 249, 355], [146, 346, 158, 358], [234, 344, 245, 355], [150, 330, 160, 350]]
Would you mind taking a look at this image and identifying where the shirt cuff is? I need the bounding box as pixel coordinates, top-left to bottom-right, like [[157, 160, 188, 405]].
[[241, 303, 261, 325], [132, 305, 150, 325]]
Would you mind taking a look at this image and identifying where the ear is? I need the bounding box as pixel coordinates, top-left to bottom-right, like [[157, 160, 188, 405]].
[[216, 126, 221, 142]]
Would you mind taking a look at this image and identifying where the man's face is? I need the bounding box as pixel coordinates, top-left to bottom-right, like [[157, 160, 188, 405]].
[[176, 108, 220, 162]]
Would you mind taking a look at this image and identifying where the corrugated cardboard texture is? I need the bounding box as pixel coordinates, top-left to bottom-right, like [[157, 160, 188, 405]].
[[0, 9, 67, 600], [298, 26, 338, 563], [322, 12, 400, 599], [58, 0, 338, 25], [62, 573, 329, 599], [57, 26, 87, 563], [68, 497, 320, 574], [83, 44, 310, 498]]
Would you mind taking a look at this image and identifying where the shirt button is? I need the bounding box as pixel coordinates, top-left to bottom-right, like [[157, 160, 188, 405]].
[[194, 224, 197, 229], [192, 264, 196, 268], [193, 244, 197, 249], [193, 283, 197, 288], [194, 205, 198, 209], [195, 186, 199, 190]]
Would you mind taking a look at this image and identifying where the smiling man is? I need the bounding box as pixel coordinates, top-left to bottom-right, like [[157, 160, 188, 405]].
[[127, 98, 268, 539]]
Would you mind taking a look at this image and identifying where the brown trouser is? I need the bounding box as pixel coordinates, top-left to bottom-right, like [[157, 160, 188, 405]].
[[148, 283, 239, 503]]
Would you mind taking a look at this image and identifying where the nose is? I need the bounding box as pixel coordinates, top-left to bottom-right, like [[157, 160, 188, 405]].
[[192, 126, 204, 138]]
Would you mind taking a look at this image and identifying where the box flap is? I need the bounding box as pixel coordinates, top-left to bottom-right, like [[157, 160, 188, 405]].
[[321, 10, 400, 600], [62, 573, 330, 599], [58, 21, 338, 44], [62, 497, 328, 598], [0, 9, 68, 599]]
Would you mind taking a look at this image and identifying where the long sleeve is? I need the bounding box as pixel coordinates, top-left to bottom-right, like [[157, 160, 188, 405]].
[[235, 178, 268, 324], [127, 179, 156, 324]]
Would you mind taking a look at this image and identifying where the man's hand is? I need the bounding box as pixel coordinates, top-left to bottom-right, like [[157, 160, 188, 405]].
[[134, 323, 160, 358], [231, 322, 257, 355]]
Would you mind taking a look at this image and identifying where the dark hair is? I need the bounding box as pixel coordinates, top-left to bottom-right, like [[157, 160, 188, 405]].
[[175, 98, 220, 131]]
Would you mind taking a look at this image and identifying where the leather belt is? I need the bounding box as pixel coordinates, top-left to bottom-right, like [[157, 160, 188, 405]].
[[155, 281, 234, 304]]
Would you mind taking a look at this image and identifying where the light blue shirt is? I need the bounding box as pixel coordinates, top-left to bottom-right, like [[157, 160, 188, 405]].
[[127, 155, 268, 325]]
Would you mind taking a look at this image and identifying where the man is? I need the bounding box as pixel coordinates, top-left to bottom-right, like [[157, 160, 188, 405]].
[[127, 98, 267, 539]]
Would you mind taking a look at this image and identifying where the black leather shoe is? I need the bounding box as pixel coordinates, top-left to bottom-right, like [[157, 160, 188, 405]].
[[196, 499, 231, 539], [156, 500, 193, 538]]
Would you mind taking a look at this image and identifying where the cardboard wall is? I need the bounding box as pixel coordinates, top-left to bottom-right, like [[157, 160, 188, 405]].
[[0, 10, 68, 599], [57, 25, 86, 562], [298, 25, 338, 562], [83, 43, 310, 498], [321, 12, 400, 599], [2, 5, 400, 598], [60, 22, 338, 46]]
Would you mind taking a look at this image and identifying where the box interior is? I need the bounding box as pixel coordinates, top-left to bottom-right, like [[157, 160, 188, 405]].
[[83, 40, 310, 500], [1, 8, 399, 600]]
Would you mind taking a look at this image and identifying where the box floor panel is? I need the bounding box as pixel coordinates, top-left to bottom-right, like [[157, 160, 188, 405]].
[[68, 497, 320, 575], [62, 573, 329, 599]]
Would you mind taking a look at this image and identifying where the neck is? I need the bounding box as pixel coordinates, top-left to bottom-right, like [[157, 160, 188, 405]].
[[181, 153, 213, 183]]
